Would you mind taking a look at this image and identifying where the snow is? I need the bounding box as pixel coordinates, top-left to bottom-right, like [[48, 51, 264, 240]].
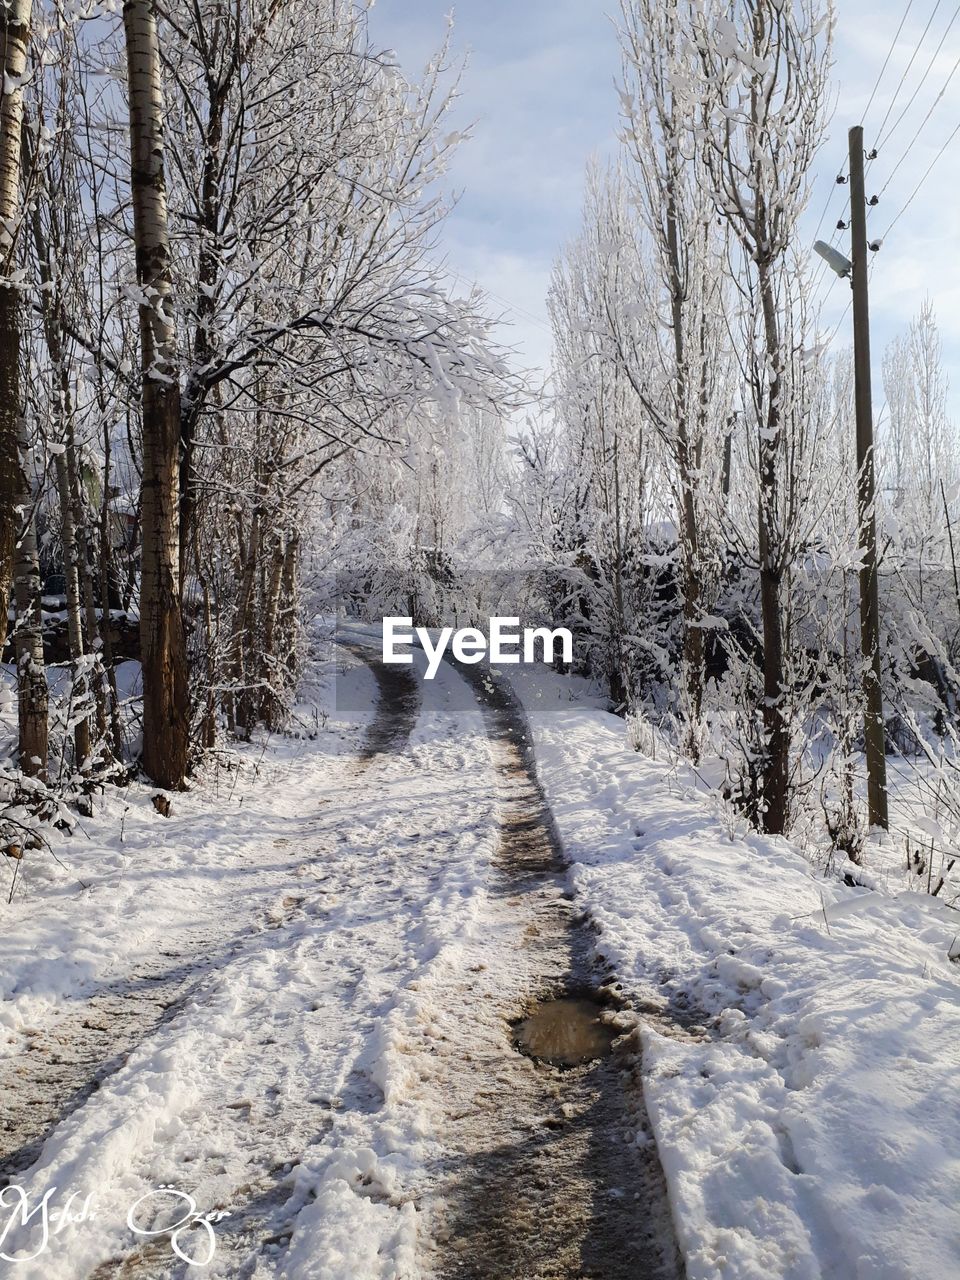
[[513, 665, 960, 1280], [0, 638, 502, 1277], [4, 634, 960, 1277]]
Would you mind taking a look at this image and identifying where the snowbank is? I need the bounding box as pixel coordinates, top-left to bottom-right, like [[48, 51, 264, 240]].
[[515, 670, 960, 1280]]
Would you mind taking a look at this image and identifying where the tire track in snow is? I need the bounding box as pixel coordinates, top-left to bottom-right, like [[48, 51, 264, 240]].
[[418, 661, 684, 1280], [0, 648, 420, 1247], [0, 928, 252, 1190], [339, 641, 421, 763]]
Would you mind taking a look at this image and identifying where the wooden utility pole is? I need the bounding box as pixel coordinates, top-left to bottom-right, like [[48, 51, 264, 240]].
[[848, 124, 889, 830]]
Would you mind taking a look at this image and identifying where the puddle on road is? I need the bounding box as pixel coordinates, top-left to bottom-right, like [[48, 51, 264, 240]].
[[514, 996, 616, 1067]]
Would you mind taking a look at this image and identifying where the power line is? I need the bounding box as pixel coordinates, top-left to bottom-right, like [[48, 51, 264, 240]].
[[809, 0, 923, 296], [811, 228, 845, 295], [878, 113, 960, 239], [810, 186, 851, 296], [823, 257, 879, 350], [812, 177, 843, 243], [861, 0, 918, 125], [807, 3, 960, 321], [815, 288, 851, 360], [817, 4, 960, 357], [443, 267, 553, 334], [819, 264, 848, 316], [875, 0, 960, 150], [875, 45, 960, 195], [871, 0, 946, 145]]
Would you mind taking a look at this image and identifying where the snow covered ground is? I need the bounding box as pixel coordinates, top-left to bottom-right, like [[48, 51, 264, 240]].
[[2, 633, 959, 1278], [0, 640, 510, 1277], [515, 667, 960, 1280]]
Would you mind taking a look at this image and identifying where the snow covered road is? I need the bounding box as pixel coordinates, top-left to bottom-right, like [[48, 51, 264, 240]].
[[409, 657, 679, 1280], [4, 639, 957, 1279], [0, 644, 481, 1277], [0, 642, 678, 1279]]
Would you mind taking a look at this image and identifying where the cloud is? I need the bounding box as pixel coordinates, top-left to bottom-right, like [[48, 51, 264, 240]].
[[369, 0, 616, 380], [372, 0, 960, 416]]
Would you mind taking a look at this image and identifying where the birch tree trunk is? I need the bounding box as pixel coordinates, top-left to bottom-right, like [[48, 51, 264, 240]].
[[25, 158, 93, 770], [54, 449, 91, 768], [0, 0, 31, 655], [122, 0, 189, 787], [13, 418, 47, 779], [665, 188, 706, 752]]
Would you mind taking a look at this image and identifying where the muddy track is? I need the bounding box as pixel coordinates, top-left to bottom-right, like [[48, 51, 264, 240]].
[[427, 662, 683, 1280], [339, 641, 421, 762], [0, 929, 255, 1191]]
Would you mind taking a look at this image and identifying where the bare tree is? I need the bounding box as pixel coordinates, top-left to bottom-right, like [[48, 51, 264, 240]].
[[615, 0, 732, 753], [122, 0, 189, 787], [153, 0, 510, 735], [547, 166, 663, 703], [0, 0, 511, 787], [692, 0, 832, 832], [24, 73, 95, 771], [0, 0, 32, 654]]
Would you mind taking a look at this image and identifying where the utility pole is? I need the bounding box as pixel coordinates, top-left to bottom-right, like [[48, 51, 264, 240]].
[[848, 124, 889, 830]]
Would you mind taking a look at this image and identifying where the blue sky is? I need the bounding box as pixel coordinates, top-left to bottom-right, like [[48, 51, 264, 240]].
[[369, 1, 960, 416]]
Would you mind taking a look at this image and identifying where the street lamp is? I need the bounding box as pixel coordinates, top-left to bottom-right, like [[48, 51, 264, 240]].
[[814, 239, 852, 278]]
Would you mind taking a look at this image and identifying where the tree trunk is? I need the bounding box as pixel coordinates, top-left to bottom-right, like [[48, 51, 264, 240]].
[[25, 169, 94, 771], [749, 7, 789, 837], [278, 528, 299, 693], [54, 450, 92, 769], [179, 74, 227, 580], [756, 248, 789, 835], [0, 0, 31, 655], [122, 0, 189, 787], [230, 506, 261, 735], [13, 419, 48, 780], [97, 432, 126, 758], [77, 500, 110, 753], [259, 532, 287, 727], [191, 517, 216, 749], [665, 181, 705, 755]]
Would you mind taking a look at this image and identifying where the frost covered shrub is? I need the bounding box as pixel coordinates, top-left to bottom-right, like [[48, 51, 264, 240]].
[[627, 708, 668, 759]]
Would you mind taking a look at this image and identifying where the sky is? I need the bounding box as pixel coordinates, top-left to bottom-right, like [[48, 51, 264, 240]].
[[368, 0, 960, 418]]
